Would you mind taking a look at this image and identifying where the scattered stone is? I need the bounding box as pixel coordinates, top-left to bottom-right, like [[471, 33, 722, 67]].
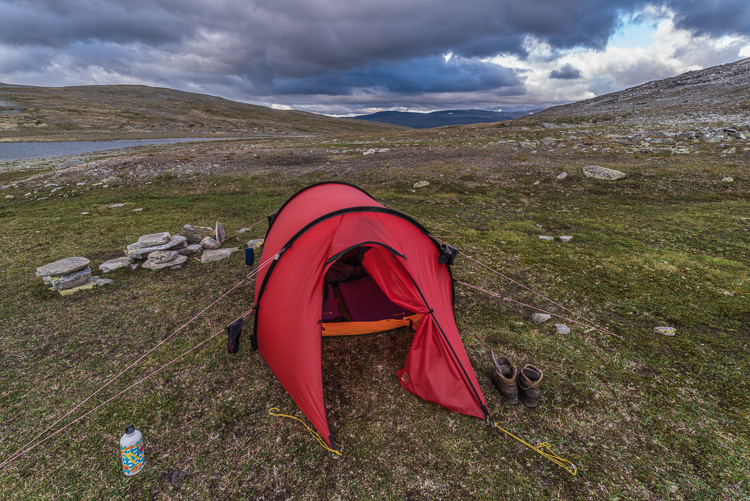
[[201, 237, 221, 249], [721, 147, 736, 155], [556, 172, 568, 180], [654, 326, 676, 336], [136, 232, 171, 247], [81, 212, 90, 215], [201, 248, 240, 263], [143, 254, 187, 270], [5, 195, 14, 199], [555, 324, 570, 334], [215, 222, 226, 244], [722, 177, 734, 182], [58, 276, 113, 296], [559, 236, 573, 242], [539, 236, 554, 241], [147, 250, 180, 264], [107, 203, 125, 208], [413, 181, 430, 189], [130, 208, 144, 212], [181, 224, 214, 244], [178, 244, 204, 256], [125, 235, 188, 258], [45, 267, 93, 290], [531, 313, 551, 323], [582, 165, 627, 180], [246, 239, 265, 249], [36, 257, 91, 278], [99, 256, 134, 273]]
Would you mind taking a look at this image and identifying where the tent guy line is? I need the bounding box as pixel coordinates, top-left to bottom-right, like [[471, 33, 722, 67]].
[[0, 254, 276, 471], [0, 306, 257, 471], [456, 280, 622, 339]]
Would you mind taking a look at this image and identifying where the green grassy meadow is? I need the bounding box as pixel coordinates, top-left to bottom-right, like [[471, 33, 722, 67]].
[[0, 131, 748, 500]]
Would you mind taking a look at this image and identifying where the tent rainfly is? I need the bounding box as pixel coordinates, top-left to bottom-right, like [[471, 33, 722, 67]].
[[253, 182, 489, 450]]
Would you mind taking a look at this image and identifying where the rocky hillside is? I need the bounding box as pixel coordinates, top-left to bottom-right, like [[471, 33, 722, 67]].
[[0, 84, 402, 141], [524, 58, 750, 127]]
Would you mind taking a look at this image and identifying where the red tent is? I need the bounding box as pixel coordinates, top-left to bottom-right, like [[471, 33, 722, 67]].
[[253, 182, 489, 450]]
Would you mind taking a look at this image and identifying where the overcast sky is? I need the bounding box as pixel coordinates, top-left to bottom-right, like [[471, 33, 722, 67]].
[[1, 0, 749, 115]]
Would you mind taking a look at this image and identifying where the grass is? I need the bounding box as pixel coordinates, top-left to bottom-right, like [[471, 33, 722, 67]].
[[0, 130, 748, 500]]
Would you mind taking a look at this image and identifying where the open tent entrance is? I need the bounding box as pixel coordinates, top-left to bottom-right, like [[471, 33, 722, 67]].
[[321, 245, 425, 337]]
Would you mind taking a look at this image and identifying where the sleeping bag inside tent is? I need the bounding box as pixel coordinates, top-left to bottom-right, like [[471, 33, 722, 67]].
[[253, 182, 489, 450]]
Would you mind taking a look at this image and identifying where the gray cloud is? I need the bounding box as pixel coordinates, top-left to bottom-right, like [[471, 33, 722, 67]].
[[550, 63, 583, 79], [1, 0, 749, 114]]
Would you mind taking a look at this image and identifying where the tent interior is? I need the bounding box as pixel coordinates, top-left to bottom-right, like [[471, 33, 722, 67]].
[[321, 246, 424, 337]]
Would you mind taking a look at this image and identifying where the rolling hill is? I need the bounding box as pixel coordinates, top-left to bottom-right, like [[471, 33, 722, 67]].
[[0, 84, 403, 141]]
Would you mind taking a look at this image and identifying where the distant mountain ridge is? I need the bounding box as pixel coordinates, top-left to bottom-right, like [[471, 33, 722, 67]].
[[526, 57, 750, 126], [0, 83, 402, 141], [354, 109, 533, 128]]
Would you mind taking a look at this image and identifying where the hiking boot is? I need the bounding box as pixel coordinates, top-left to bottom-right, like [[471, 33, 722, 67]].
[[490, 350, 518, 404], [517, 364, 543, 407]]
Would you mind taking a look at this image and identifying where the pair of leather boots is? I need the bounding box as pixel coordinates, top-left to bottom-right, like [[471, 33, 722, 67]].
[[490, 350, 543, 407]]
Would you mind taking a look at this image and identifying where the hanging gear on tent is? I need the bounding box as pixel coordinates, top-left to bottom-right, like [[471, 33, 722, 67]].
[[226, 318, 244, 354], [438, 243, 458, 265]]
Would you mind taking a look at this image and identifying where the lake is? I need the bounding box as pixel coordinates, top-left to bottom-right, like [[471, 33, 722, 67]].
[[0, 138, 231, 162]]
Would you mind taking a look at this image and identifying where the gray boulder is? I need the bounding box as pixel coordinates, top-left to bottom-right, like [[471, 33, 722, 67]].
[[555, 324, 571, 334], [36, 257, 90, 277], [99, 256, 134, 273], [246, 239, 265, 249], [125, 235, 188, 258], [215, 222, 226, 244], [136, 232, 171, 247], [201, 237, 221, 250], [201, 248, 240, 263], [143, 255, 188, 270], [178, 244, 204, 256], [582, 165, 627, 180], [182, 224, 214, 244], [147, 250, 180, 264], [531, 313, 551, 323], [58, 276, 113, 296], [45, 267, 92, 290]]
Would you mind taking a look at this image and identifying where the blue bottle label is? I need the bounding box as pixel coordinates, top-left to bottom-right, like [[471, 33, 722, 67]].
[[121, 438, 145, 475]]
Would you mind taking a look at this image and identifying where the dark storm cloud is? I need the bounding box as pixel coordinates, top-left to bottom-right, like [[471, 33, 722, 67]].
[[550, 64, 583, 80], [664, 0, 750, 37], [1, 0, 749, 112]]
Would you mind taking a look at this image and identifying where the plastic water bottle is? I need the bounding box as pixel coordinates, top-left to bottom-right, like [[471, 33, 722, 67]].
[[120, 425, 145, 476]]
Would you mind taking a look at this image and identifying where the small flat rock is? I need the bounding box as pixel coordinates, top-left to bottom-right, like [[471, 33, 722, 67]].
[[178, 244, 204, 256], [36, 257, 90, 277], [215, 222, 226, 243], [532, 313, 551, 323], [138, 232, 171, 247], [654, 326, 676, 336], [246, 239, 265, 249], [555, 324, 570, 334], [125, 235, 188, 258], [143, 255, 188, 270], [58, 276, 113, 296], [559, 236, 573, 242], [721, 177, 734, 182], [107, 203, 125, 208], [45, 267, 92, 290], [130, 208, 143, 212], [539, 236, 554, 241], [147, 250, 180, 264], [99, 256, 134, 273], [582, 165, 627, 180], [556, 172, 568, 180], [201, 248, 240, 263], [81, 211, 90, 215], [413, 181, 430, 189], [201, 237, 221, 249], [182, 224, 214, 244]]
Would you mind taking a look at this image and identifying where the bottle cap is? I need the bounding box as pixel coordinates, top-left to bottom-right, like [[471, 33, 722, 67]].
[[125, 425, 135, 434]]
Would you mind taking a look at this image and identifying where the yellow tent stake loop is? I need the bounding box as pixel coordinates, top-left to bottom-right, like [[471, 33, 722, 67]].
[[493, 422, 577, 476], [268, 408, 342, 456]]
